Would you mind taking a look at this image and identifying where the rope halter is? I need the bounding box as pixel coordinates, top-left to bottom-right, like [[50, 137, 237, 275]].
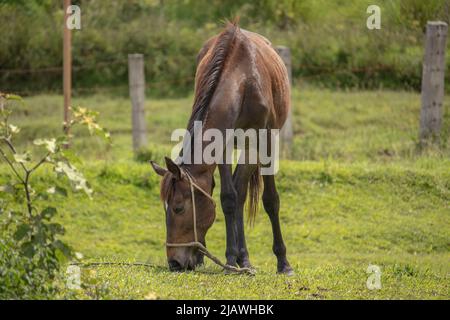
[[165, 167, 215, 247], [165, 167, 254, 275]]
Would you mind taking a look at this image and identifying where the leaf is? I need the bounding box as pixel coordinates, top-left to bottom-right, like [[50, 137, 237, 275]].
[[53, 239, 72, 258], [0, 184, 15, 194], [56, 135, 70, 146], [46, 186, 55, 194], [96, 127, 112, 143], [61, 149, 82, 165], [47, 223, 65, 235], [14, 223, 31, 241], [33, 228, 46, 246], [8, 124, 20, 134], [55, 248, 69, 265], [34, 138, 57, 153], [13, 152, 31, 164], [47, 186, 68, 197], [74, 252, 84, 260], [20, 241, 35, 258], [55, 161, 93, 197], [41, 207, 57, 220], [71, 106, 111, 143], [36, 191, 49, 200], [55, 186, 68, 197]]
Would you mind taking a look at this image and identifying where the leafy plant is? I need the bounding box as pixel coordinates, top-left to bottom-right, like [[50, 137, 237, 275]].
[[0, 93, 110, 298]]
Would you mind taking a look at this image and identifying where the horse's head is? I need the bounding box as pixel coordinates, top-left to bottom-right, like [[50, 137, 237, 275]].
[[150, 157, 215, 271]]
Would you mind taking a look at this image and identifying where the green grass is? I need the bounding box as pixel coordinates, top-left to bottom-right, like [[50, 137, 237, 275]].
[[5, 160, 445, 300], [1, 88, 449, 299]]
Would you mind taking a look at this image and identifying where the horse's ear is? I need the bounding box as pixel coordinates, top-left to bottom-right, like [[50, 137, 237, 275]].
[[165, 156, 182, 180], [150, 161, 167, 177]]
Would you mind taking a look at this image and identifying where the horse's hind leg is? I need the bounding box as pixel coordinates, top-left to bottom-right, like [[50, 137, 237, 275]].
[[232, 163, 258, 268], [262, 174, 294, 275]]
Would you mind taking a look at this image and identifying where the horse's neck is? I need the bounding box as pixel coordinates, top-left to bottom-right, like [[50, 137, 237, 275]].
[[184, 163, 215, 187], [181, 125, 218, 179]]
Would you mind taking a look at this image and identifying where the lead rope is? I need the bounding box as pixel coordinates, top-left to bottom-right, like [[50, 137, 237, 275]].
[[166, 168, 255, 275]]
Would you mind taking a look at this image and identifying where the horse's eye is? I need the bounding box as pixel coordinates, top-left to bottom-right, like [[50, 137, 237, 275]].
[[173, 206, 185, 214]]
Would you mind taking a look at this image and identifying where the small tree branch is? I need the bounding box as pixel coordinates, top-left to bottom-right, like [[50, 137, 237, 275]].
[[29, 152, 50, 173], [0, 140, 33, 217], [1, 138, 30, 173], [0, 147, 24, 183], [23, 171, 33, 217], [2, 137, 17, 154]]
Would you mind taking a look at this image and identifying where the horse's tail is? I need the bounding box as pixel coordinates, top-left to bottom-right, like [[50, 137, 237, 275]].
[[247, 165, 261, 227]]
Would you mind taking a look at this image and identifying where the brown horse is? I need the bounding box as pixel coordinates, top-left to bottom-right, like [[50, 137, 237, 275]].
[[150, 21, 293, 275]]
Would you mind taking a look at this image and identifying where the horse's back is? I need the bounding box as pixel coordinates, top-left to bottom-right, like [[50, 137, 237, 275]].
[[239, 29, 290, 130], [195, 25, 290, 131]]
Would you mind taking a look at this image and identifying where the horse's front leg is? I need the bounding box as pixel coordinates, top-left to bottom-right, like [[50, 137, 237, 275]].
[[218, 164, 239, 267], [232, 163, 258, 268]]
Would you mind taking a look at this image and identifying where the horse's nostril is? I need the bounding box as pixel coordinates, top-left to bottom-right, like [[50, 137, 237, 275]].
[[168, 259, 183, 271]]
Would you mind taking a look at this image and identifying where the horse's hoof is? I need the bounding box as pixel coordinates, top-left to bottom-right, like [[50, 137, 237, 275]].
[[277, 266, 295, 276], [238, 260, 253, 269]]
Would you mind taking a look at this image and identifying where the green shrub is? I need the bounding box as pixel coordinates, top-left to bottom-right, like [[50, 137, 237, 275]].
[[0, 234, 58, 299], [0, 93, 110, 299]]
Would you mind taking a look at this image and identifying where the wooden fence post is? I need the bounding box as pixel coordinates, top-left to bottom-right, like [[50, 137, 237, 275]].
[[419, 21, 448, 144], [63, 0, 72, 141], [275, 46, 294, 157], [128, 54, 148, 152]]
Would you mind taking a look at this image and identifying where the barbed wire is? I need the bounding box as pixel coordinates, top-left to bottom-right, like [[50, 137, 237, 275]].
[[0, 58, 398, 96], [0, 57, 395, 77], [0, 58, 126, 75], [298, 64, 394, 79]]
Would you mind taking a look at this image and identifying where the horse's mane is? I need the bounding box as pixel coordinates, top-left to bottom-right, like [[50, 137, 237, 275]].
[[187, 20, 239, 132]]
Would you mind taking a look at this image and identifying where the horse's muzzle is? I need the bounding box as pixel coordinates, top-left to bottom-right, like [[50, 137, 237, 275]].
[[168, 259, 186, 271], [167, 249, 204, 272]]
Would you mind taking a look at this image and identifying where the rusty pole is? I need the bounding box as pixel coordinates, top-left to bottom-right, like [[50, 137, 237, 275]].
[[63, 0, 72, 140]]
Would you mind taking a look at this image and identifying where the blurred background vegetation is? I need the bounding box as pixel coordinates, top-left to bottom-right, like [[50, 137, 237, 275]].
[[0, 0, 449, 97]]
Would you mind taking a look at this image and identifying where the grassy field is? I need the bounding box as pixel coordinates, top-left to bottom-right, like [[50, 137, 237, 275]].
[[1, 88, 449, 299]]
